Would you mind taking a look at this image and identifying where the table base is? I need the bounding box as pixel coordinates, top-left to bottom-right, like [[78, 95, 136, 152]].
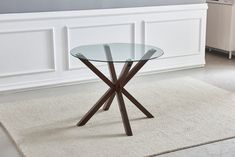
[[76, 45, 156, 136]]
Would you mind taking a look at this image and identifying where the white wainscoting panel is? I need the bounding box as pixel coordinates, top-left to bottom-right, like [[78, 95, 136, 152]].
[[0, 4, 208, 92], [0, 28, 55, 77], [144, 18, 201, 58], [66, 23, 135, 70]]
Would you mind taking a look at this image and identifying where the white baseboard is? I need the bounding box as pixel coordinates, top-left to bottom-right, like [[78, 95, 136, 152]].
[[0, 64, 204, 94]]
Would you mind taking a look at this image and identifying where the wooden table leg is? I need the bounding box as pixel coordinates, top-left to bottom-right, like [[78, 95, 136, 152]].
[[103, 45, 118, 111], [116, 91, 132, 136], [123, 49, 157, 86], [116, 61, 133, 136], [122, 88, 154, 118], [77, 88, 115, 126], [103, 93, 115, 111]]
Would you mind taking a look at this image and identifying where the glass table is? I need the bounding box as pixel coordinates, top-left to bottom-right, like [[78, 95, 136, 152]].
[[70, 43, 164, 136]]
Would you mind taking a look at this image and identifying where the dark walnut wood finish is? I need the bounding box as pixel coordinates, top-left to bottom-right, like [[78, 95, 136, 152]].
[[76, 45, 156, 136]]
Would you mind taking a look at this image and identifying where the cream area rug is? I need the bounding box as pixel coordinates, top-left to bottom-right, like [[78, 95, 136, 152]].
[[1, 77, 235, 157]]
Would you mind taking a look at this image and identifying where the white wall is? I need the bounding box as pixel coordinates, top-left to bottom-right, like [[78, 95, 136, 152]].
[[0, 4, 208, 92]]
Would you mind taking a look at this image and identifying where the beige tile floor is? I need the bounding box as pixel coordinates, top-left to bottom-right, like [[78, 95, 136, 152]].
[[0, 51, 235, 157]]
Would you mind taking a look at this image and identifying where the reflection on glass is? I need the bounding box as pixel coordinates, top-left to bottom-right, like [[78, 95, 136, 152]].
[[70, 43, 164, 63]]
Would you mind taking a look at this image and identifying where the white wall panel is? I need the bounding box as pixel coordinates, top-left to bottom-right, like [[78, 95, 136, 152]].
[[144, 18, 201, 58], [0, 28, 55, 77], [66, 23, 135, 70]]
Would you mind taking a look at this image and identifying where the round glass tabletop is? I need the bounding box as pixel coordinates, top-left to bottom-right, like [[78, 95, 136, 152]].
[[70, 43, 164, 63]]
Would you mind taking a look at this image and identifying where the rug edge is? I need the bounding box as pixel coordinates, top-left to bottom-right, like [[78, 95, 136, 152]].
[[146, 135, 235, 157]]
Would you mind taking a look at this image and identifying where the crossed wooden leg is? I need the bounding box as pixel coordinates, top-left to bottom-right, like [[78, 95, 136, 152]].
[[76, 45, 156, 136]]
